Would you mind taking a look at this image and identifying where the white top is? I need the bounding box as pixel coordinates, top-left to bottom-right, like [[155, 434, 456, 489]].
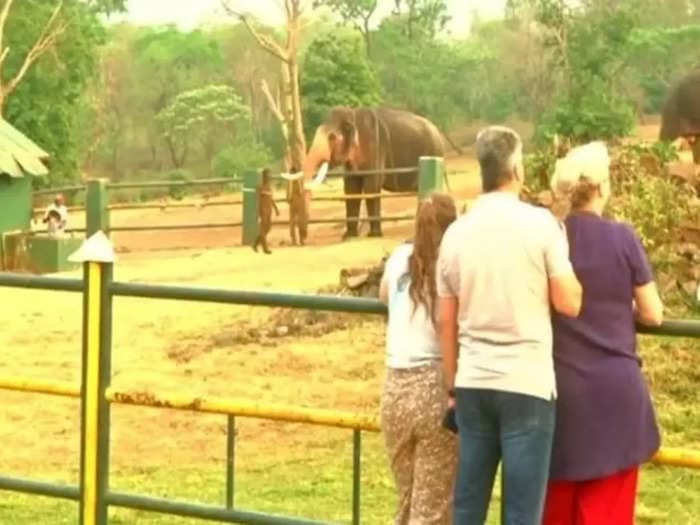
[[436, 192, 574, 401], [383, 243, 441, 369]]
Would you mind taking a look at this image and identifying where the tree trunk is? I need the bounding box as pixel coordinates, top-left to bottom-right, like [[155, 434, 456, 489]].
[[287, 58, 306, 170], [362, 19, 372, 57]]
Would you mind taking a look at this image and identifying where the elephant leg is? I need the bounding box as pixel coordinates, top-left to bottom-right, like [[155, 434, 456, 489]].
[[692, 138, 700, 164], [344, 175, 363, 239], [366, 196, 382, 237], [364, 174, 383, 237]]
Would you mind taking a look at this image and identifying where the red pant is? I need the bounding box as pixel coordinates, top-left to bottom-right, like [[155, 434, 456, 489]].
[[542, 467, 639, 525]]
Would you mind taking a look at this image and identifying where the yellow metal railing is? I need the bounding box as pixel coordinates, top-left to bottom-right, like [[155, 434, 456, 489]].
[[1, 375, 698, 470]]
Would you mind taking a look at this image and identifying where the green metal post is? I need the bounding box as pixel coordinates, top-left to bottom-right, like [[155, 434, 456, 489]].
[[241, 171, 261, 246], [226, 415, 236, 509], [76, 233, 115, 525], [418, 156, 444, 200], [86, 179, 109, 237], [352, 430, 361, 525]]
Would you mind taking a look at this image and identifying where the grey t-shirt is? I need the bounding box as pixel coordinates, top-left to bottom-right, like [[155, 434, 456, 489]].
[[436, 191, 573, 401]]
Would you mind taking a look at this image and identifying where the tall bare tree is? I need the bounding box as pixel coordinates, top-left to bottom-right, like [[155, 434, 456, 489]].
[[222, 0, 308, 171], [0, 0, 68, 113]]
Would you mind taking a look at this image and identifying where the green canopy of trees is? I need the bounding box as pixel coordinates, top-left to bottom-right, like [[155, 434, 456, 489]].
[[4, 0, 700, 185]]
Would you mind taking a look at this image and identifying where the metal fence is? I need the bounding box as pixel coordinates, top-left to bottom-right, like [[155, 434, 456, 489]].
[[0, 243, 699, 524], [30, 159, 445, 245]]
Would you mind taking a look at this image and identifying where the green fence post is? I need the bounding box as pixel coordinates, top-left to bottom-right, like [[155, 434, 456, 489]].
[[418, 156, 444, 199], [241, 170, 261, 246], [86, 179, 110, 237], [71, 232, 115, 525]]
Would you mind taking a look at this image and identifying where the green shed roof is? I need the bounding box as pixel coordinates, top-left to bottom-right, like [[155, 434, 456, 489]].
[[0, 119, 49, 178]]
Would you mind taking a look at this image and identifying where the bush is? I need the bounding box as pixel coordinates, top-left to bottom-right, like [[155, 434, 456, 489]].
[[166, 169, 192, 201], [535, 82, 636, 146], [606, 146, 692, 258], [524, 148, 557, 194], [213, 143, 273, 179]]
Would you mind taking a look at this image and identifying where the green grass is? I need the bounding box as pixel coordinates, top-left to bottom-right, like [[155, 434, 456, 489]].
[[0, 335, 698, 524], [0, 436, 698, 524]]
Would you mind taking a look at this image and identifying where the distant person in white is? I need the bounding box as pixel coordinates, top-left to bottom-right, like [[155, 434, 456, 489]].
[[43, 194, 68, 237], [378, 192, 459, 524]]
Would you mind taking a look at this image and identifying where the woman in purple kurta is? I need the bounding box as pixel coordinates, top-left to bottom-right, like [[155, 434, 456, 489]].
[[543, 142, 664, 525]]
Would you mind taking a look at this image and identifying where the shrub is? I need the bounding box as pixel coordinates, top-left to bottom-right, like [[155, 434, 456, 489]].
[[213, 143, 273, 179], [166, 169, 192, 201], [606, 145, 692, 260], [535, 89, 636, 146]]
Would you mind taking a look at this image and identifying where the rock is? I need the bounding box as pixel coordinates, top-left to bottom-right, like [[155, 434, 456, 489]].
[[275, 326, 289, 337], [339, 255, 388, 298]]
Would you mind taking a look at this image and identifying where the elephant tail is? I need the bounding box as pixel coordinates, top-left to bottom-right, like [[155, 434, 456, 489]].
[[440, 131, 463, 156]]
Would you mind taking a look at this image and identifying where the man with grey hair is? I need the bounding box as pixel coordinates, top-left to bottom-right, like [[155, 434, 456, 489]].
[[437, 126, 582, 524]]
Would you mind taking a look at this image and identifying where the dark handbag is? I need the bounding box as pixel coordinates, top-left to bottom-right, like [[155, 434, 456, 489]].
[[442, 406, 458, 434]]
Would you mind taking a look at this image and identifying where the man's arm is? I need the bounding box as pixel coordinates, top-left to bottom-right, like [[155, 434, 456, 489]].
[[545, 216, 582, 317], [550, 275, 582, 317], [439, 297, 458, 393], [436, 232, 459, 394]]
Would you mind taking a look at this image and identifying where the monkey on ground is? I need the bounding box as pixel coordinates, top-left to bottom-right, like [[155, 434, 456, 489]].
[[287, 171, 308, 246], [253, 168, 279, 254]]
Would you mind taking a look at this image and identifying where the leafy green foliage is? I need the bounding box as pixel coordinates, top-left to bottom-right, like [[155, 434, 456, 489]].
[[156, 84, 251, 171], [301, 30, 381, 135], [527, 2, 640, 143], [536, 88, 637, 145], [213, 143, 273, 179], [606, 146, 692, 257], [311, 0, 378, 53], [4, 1, 109, 186]]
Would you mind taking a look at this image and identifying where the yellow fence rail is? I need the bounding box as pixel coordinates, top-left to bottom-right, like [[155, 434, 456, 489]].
[[1, 375, 698, 470]]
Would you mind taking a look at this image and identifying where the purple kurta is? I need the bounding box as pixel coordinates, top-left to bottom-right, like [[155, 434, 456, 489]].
[[550, 212, 661, 481]]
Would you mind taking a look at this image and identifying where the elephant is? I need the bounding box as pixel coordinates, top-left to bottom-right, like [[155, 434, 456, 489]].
[[660, 70, 700, 163], [302, 107, 447, 239]]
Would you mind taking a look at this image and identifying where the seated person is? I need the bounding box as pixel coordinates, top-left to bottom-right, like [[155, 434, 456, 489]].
[[43, 194, 68, 236]]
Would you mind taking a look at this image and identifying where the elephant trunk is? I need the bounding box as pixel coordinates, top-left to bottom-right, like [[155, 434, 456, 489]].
[[303, 126, 331, 184]]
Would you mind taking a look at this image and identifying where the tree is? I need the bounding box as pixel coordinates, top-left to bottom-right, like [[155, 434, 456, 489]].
[[0, 0, 124, 112], [311, 0, 378, 55], [3, 0, 125, 184], [156, 85, 251, 172], [131, 26, 224, 168], [391, 0, 450, 41], [301, 30, 381, 135], [526, 1, 640, 143], [209, 23, 281, 146], [223, 0, 308, 171]]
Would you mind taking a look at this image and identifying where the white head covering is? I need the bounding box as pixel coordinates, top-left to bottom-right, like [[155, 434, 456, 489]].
[[551, 141, 610, 198]]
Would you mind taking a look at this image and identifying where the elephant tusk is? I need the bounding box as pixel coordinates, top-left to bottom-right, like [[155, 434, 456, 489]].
[[279, 171, 304, 181], [307, 162, 329, 189]]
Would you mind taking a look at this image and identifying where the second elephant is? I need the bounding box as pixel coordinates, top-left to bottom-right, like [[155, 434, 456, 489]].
[[660, 70, 700, 163]]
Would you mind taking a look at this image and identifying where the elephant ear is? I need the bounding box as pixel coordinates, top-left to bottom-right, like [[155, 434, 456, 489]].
[[338, 118, 357, 154]]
